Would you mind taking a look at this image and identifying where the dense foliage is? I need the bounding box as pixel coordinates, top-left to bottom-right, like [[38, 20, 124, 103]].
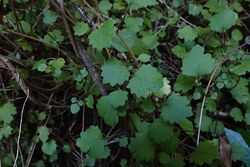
[[0, 0, 250, 166]]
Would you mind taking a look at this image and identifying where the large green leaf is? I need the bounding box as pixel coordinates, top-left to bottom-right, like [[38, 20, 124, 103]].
[[209, 7, 238, 32], [88, 19, 116, 50], [76, 126, 110, 159], [161, 93, 192, 123], [101, 58, 130, 86], [181, 45, 216, 76], [190, 140, 218, 165], [128, 132, 155, 161], [230, 78, 249, 104], [127, 64, 163, 98]]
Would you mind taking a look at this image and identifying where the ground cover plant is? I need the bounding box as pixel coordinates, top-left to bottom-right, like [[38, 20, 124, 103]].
[[0, 0, 250, 166]]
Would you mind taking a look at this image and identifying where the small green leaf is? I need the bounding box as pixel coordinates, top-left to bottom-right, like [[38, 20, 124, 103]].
[[182, 45, 216, 76], [73, 22, 89, 36], [44, 29, 65, 46], [70, 103, 80, 114], [98, 0, 112, 15], [127, 64, 163, 98], [88, 19, 116, 50], [101, 58, 130, 86], [86, 95, 94, 109], [43, 9, 58, 24], [178, 26, 197, 41], [42, 140, 57, 155], [0, 103, 16, 124], [174, 74, 196, 93], [154, 78, 171, 98], [38, 126, 49, 143], [190, 140, 218, 165], [188, 3, 203, 16], [141, 99, 155, 113], [161, 93, 192, 123], [171, 45, 187, 59], [71, 97, 77, 103], [0, 125, 13, 140], [138, 53, 150, 63], [230, 108, 244, 122], [37, 63, 47, 72], [231, 29, 243, 41], [20, 20, 31, 33], [119, 137, 128, 147]]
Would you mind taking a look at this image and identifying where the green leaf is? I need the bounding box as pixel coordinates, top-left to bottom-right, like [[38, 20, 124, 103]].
[[128, 132, 155, 161], [141, 99, 155, 113], [209, 7, 238, 32], [37, 63, 47, 72], [43, 9, 58, 24], [128, 0, 158, 10], [38, 126, 49, 143], [112, 29, 136, 52], [230, 78, 249, 104], [125, 16, 143, 33], [88, 19, 116, 50], [171, 45, 187, 59], [161, 93, 192, 123], [76, 126, 110, 159], [190, 140, 218, 165], [70, 103, 80, 114], [148, 119, 174, 144], [119, 137, 128, 147], [174, 74, 196, 93], [73, 22, 89, 36], [231, 29, 243, 41], [42, 140, 57, 155], [230, 59, 250, 75], [44, 29, 65, 46], [138, 53, 150, 63], [101, 58, 130, 86], [179, 119, 194, 134], [245, 113, 250, 125], [127, 64, 163, 98], [0, 103, 16, 124], [154, 78, 171, 98], [159, 152, 171, 165], [20, 20, 31, 33], [86, 95, 94, 109], [230, 107, 244, 122], [98, 0, 112, 15], [188, 3, 203, 16], [107, 90, 128, 108], [177, 26, 197, 41], [0, 125, 13, 140], [181, 45, 216, 76], [142, 33, 159, 50], [97, 97, 118, 126]]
